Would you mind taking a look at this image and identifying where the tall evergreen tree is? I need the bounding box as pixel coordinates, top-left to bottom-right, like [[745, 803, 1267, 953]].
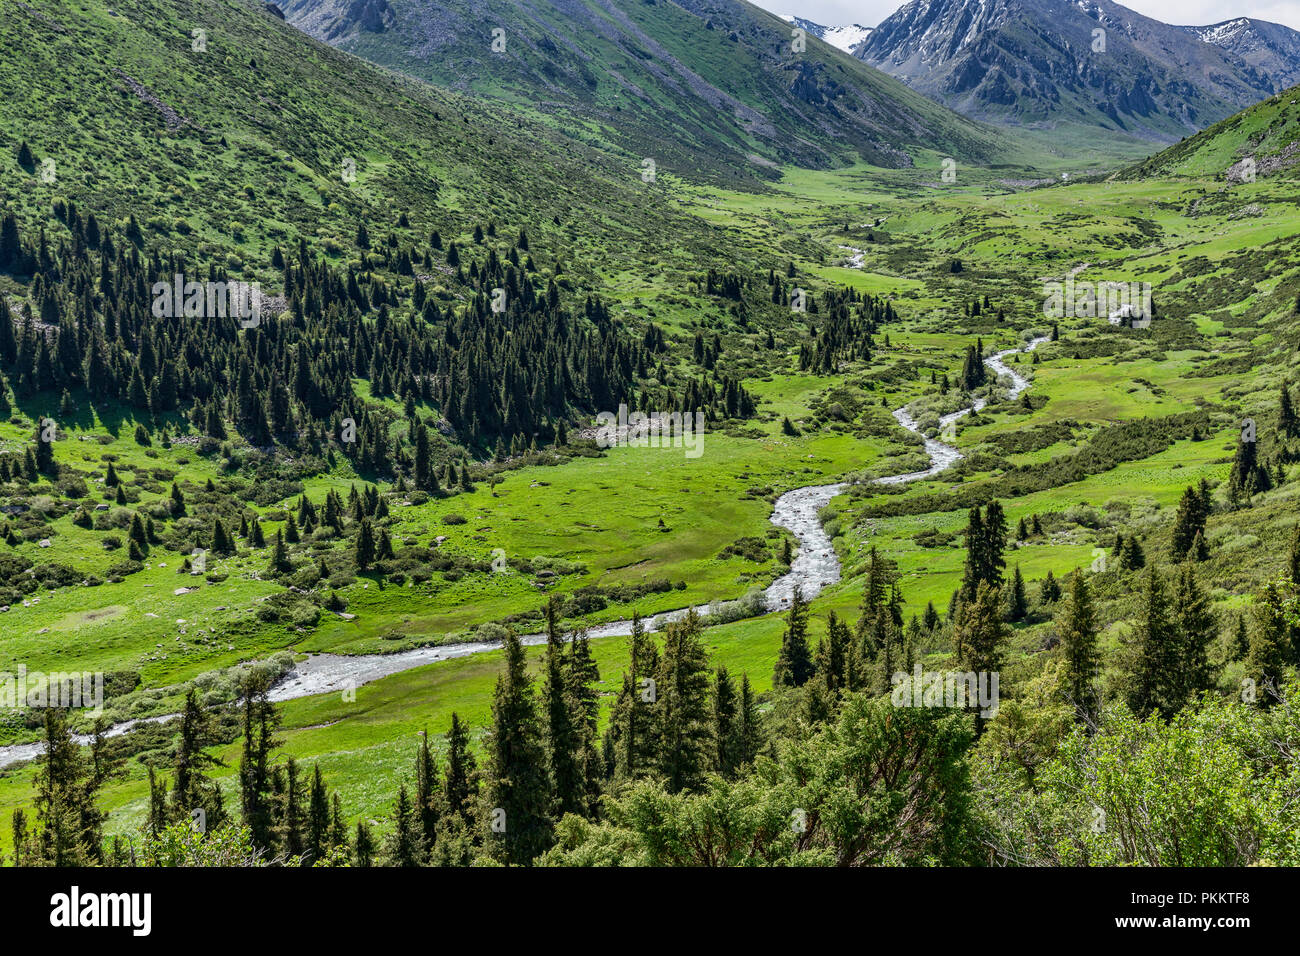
[[442, 712, 477, 826], [712, 665, 741, 777], [1170, 485, 1208, 560], [736, 673, 763, 768], [238, 675, 279, 853], [1245, 583, 1292, 706], [483, 632, 553, 864], [1008, 564, 1027, 622], [307, 764, 331, 864], [655, 613, 713, 793], [1057, 570, 1100, 726], [170, 688, 225, 830], [1123, 564, 1176, 718], [541, 597, 583, 818], [382, 784, 424, 867], [773, 587, 813, 687], [414, 730, 440, 851], [609, 613, 659, 780], [1169, 562, 1216, 708]]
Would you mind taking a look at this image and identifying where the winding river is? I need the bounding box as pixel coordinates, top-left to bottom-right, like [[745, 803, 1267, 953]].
[[0, 337, 1047, 767]]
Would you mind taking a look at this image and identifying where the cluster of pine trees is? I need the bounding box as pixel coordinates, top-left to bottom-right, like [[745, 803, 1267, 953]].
[[0, 206, 767, 476], [796, 287, 899, 374]]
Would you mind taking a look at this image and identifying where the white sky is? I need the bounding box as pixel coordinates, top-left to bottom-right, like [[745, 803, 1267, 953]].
[[758, 0, 1300, 32]]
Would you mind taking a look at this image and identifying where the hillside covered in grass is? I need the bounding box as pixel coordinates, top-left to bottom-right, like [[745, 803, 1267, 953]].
[[280, 0, 1018, 183], [1, 0, 1299, 872]]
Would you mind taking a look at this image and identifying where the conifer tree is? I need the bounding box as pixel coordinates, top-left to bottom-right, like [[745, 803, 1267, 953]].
[[267, 530, 291, 574], [1119, 535, 1146, 570], [566, 631, 602, 815], [1041, 569, 1061, 604], [1008, 564, 1027, 622], [33, 710, 98, 865], [1124, 564, 1175, 718], [442, 713, 478, 825], [483, 632, 553, 864], [541, 598, 583, 817], [353, 820, 376, 867], [354, 517, 376, 570], [1288, 525, 1300, 588], [307, 764, 331, 864], [171, 688, 225, 830], [655, 613, 713, 794], [1245, 583, 1291, 706], [1279, 382, 1298, 439], [954, 581, 1007, 678], [277, 757, 308, 860], [210, 518, 234, 556], [736, 673, 763, 768], [922, 600, 940, 632], [382, 785, 423, 867], [1057, 570, 1100, 726], [609, 613, 659, 780], [414, 731, 440, 850], [773, 587, 813, 687], [1169, 562, 1215, 707], [238, 675, 279, 853], [712, 665, 741, 777], [1170, 485, 1208, 560]]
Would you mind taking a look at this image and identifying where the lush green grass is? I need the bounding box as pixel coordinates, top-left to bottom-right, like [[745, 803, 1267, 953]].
[[5, 0, 1300, 864]]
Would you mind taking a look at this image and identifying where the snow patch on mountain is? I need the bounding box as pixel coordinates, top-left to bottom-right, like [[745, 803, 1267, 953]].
[[780, 15, 873, 54]]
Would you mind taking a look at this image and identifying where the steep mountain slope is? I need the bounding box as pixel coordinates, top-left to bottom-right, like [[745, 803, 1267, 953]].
[[279, 0, 1013, 182], [1181, 18, 1300, 91], [0, 0, 721, 291], [857, 0, 1296, 144], [1122, 82, 1300, 180]]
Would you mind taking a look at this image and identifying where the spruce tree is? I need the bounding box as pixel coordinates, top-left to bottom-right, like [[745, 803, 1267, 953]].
[[773, 587, 813, 687], [1170, 485, 1208, 560], [382, 785, 423, 867], [171, 688, 225, 830], [1057, 570, 1100, 726], [354, 517, 376, 570], [276, 757, 308, 860], [737, 673, 763, 768], [1245, 583, 1291, 706], [353, 820, 376, 867], [954, 581, 1007, 677], [307, 764, 331, 864], [1279, 382, 1298, 439], [1008, 564, 1027, 622], [1040, 569, 1061, 603], [712, 665, 741, 777], [414, 730, 440, 850], [238, 674, 279, 853], [266, 530, 291, 574], [566, 631, 602, 815], [655, 612, 713, 793], [1170, 562, 1215, 708], [960, 506, 985, 601], [33, 710, 94, 865], [483, 632, 553, 864], [1288, 524, 1300, 588], [610, 613, 659, 780], [1124, 564, 1175, 718], [210, 518, 234, 555], [541, 598, 583, 817], [442, 712, 477, 825]]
